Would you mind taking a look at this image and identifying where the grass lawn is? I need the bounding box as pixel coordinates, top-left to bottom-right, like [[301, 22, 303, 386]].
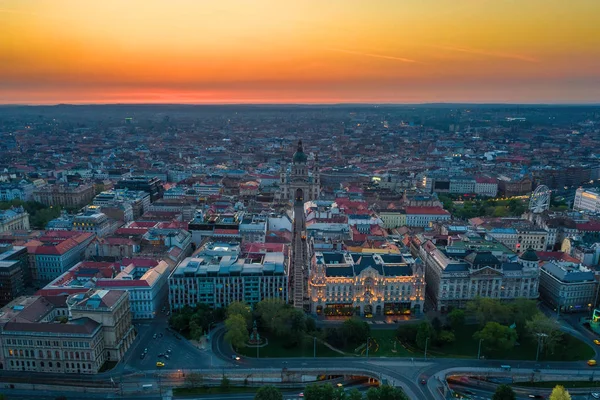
[[515, 380, 600, 389], [174, 386, 258, 396], [236, 335, 343, 358], [366, 330, 416, 358], [424, 325, 594, 361]]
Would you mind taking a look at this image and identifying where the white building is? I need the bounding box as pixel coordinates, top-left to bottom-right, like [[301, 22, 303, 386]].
[[474, 177, 499, 197], [405, 207, 451, 228], [416, 238, 540, 311], [276, 140, 320, 203], [539, 260, 598, 313], [169, 242, 289, 309], [574, 188, 600, 214]]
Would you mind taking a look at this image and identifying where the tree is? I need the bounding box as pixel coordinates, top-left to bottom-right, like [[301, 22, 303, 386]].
[[184, 372, 203, 388], [467, 298, 511, 326], [492, 384, 516, 400], [525, 314, 563, 355], [254, 385, 283, 400], [415, 321, 434, 349], [366, 385, 409, 400], [304, 383, 335, 400], [448, 309, 465, 331], [549, 385, 571, 400], [256, 298, 287, 332], [220, 375, 231, 391], [306, 316, 317, 333], [224, 314, 249, 349], [436, 330, 455, 345], [474, 322, 517, 354], [346, 388, 363, 400], [227, 301, 252, 327], [340, 317, 371, 347]]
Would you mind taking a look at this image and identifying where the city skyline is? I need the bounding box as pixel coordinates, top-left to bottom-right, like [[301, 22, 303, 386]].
[[1, 0, 599, 104]]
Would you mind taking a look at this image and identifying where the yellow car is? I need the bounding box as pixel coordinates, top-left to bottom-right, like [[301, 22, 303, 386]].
[[588, 360, 597, 366], [156, 361, 165, 368], [594, 339, 600, 346]]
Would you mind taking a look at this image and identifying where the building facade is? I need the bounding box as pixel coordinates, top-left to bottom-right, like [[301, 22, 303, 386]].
[[277, 140, 320, 203], [417, 239, 540, 311], [0, 289, 134, 374], [573, 188, 600, 214], [33, 184, 95, 208], [308, 251, 425, 316], [405, 207, 451, 228], [539, 260, 598, 313], [0, 207, 29, 233], [169, 242, 288, 309]]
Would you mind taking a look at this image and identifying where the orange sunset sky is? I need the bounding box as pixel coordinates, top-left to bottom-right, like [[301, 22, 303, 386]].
[[1, 0, 599, 104]]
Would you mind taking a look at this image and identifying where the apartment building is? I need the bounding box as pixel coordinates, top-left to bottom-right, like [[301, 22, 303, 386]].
[[539, 260, 598, 313], [169, 242, 288, 309], [33, 184, 95, 208], [0, 207, 29, 233]]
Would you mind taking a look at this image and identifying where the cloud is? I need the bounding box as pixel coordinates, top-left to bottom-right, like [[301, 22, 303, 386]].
[[434, 45, 538, 63], [328, 48, 418, 63]]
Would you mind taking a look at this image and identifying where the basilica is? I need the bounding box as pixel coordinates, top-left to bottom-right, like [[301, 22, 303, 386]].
[[276, 140, 320, 202]]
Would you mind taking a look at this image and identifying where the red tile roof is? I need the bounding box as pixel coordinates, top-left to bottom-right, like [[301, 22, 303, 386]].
[[577, 222, 600, 232], [405, 206, 450, 215]]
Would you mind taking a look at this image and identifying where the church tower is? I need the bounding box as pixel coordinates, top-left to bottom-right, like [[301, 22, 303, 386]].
[[277, 140, 320, 203]]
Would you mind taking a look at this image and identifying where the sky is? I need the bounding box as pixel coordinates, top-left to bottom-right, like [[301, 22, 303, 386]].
[[1, 0, 599, 104]]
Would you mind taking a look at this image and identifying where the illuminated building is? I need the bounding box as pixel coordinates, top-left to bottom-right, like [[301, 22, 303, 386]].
[[276, 140, 320, 203], [308, 251, 425, 316]]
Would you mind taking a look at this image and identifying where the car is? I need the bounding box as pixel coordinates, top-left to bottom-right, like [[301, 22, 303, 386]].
[[591, 393, 600, 399], [232, 355, 241, 361], [157, 353, 164, 358], [144, 348, 148, 353], [298, 393, 304, 398], [153, 334, 157, 339], [528, 395, 544, 399], [156, 362, 165, 368], [420, 378, 427, 385], [594, 339, 600, 346], [167, 349, 172, 354], [164, 354, 170, 360], [336, 383, 343, 388], [140, 353, 146, 359], [588, 359, 597, 366], [158, 333, 163, 338]]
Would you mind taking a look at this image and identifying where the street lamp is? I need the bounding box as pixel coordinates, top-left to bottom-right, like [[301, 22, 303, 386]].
[[477, 339, 483, 360], [424, 337, 429, 360], [313, 336, 316, 358], [366, 337, 371, 358]]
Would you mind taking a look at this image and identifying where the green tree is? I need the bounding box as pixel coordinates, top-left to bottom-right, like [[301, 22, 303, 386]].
[[346, 388, 363, 400], [341, 317, 371, 347], [492, 384, 516, 400], [436, 330, 455, 345], [467, 298, 511, 326], [224, 314, 249, 349], [474, 322, 517, 354], [254, 385, 283, 400], [415, 321, 434, 349], [256, 298, 287, 332], [227, 301, 252, 326], [448, 309, 465, 331], [365, 385, 409, 400], [220, 375, 231, 391], [549, 385, 571, 400], [525, 314, 563, 355], [304, 383, 335, 400], [170, 312, 191, 332]]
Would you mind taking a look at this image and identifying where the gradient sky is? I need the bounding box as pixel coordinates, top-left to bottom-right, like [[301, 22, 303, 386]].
[[1, 0, 599, 104]]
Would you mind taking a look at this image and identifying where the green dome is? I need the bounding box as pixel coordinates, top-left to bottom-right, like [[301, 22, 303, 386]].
[[293, 140, 308, 163], [519, 248, 539, 262]]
